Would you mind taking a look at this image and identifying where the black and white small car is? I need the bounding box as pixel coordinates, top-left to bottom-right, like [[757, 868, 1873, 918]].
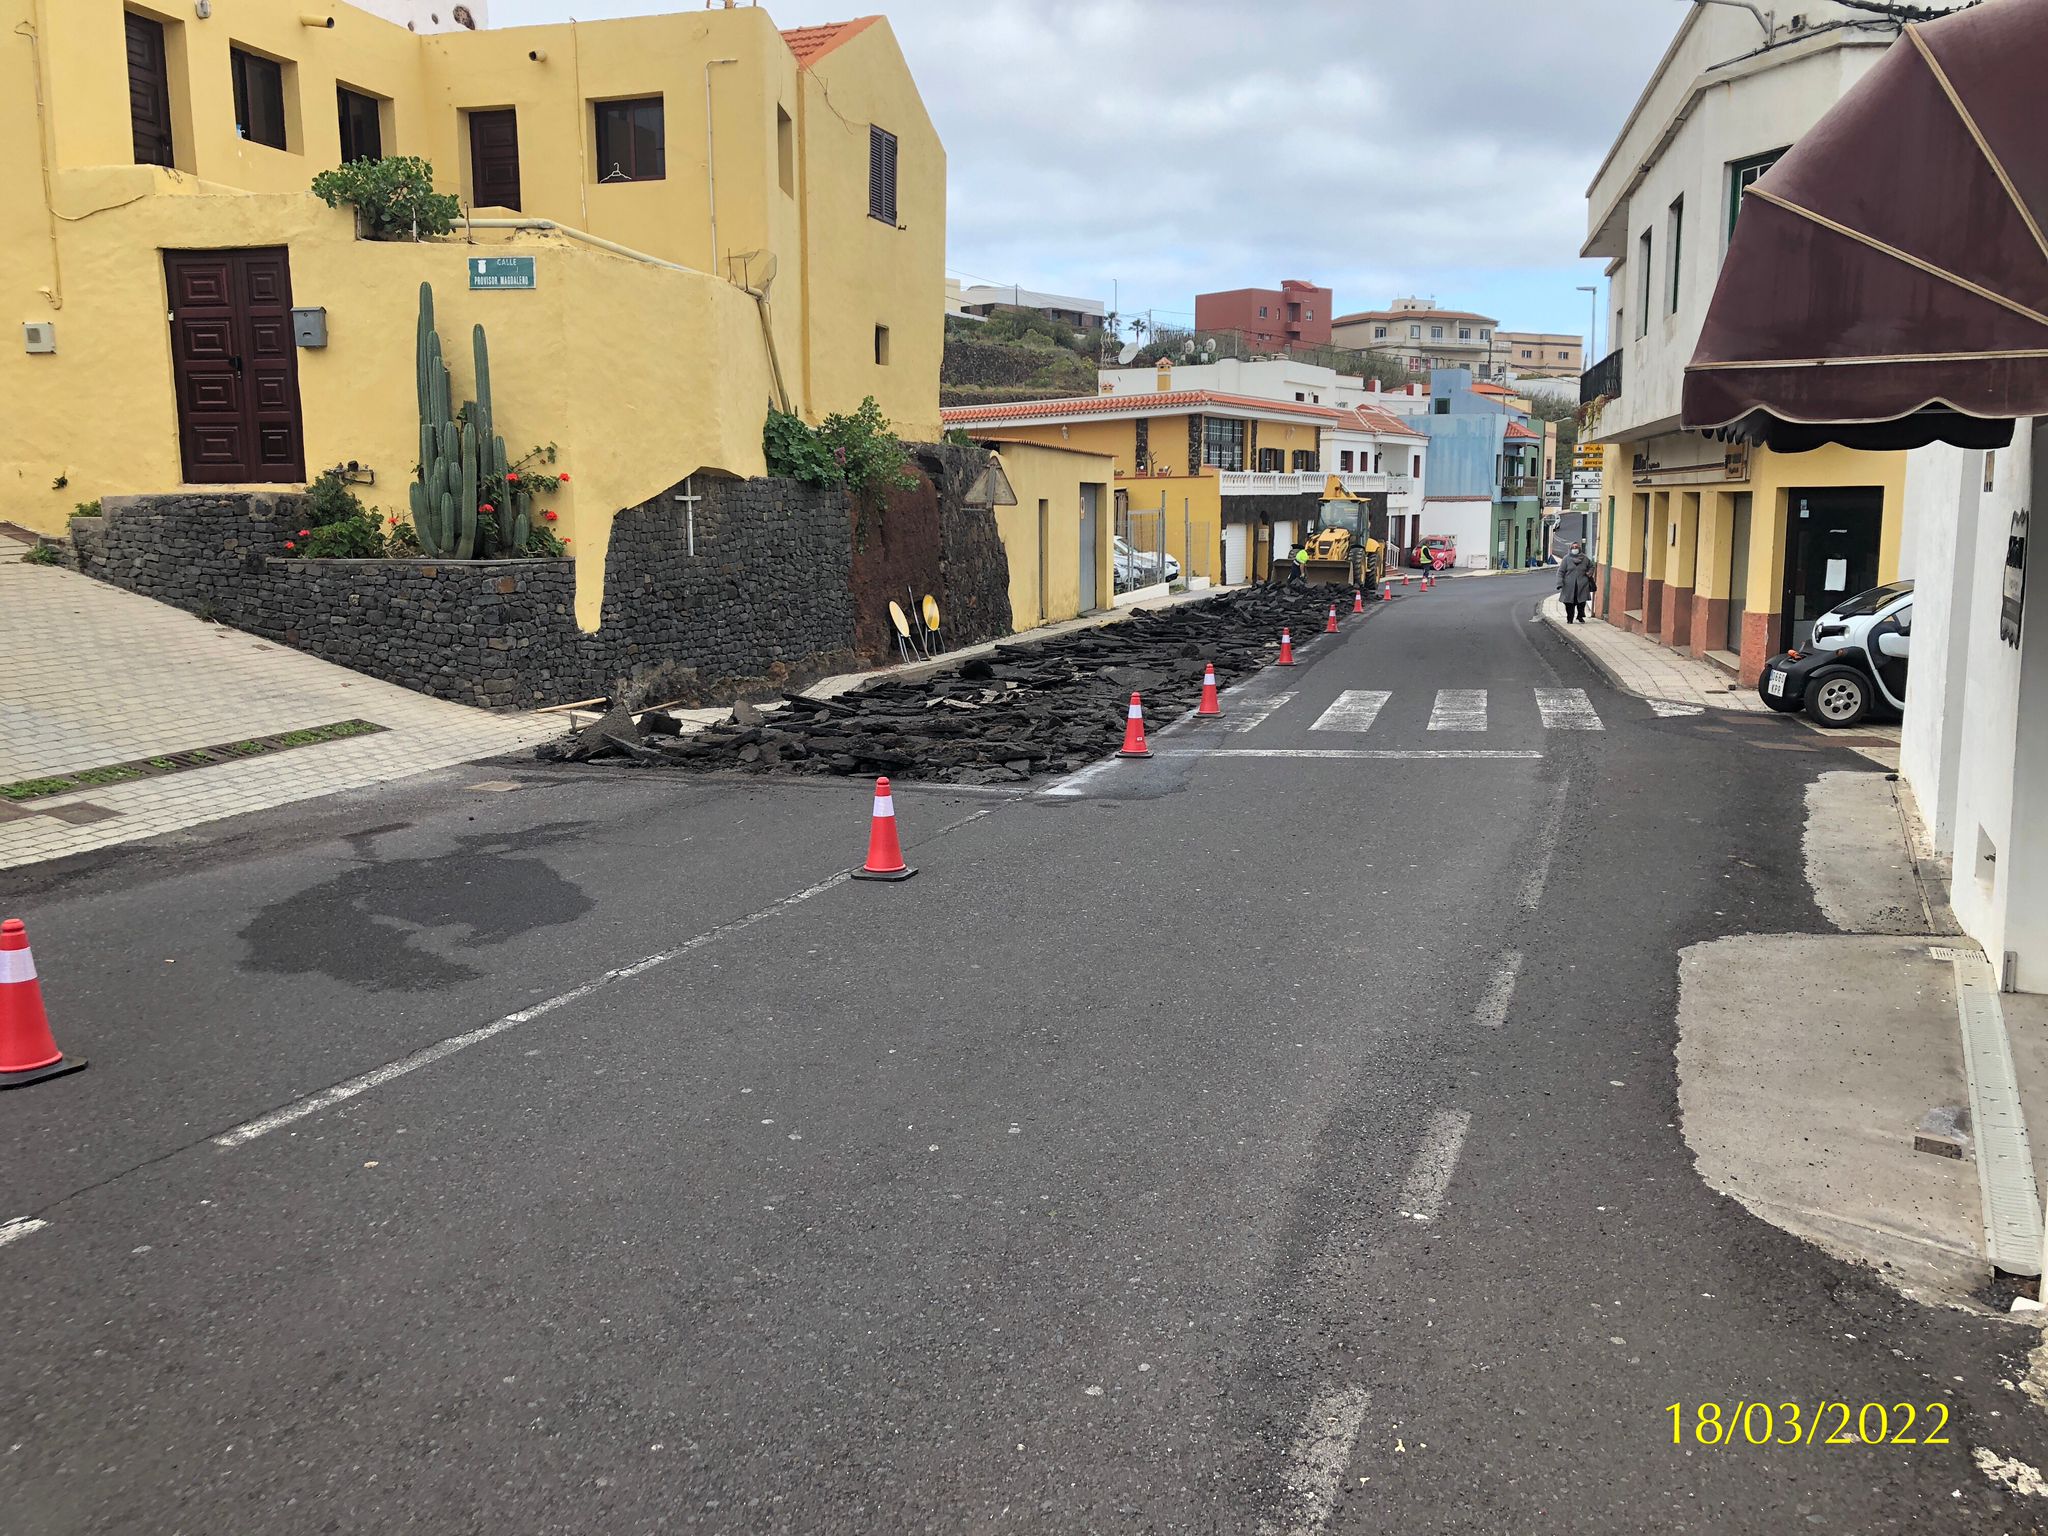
[[1758, 579, 1913, 727]]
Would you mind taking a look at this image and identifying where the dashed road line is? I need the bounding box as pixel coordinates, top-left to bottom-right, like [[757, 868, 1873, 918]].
[[1309, 690, 1390, 733], [1535, 688, 1604, 730], [1257, 1385, 1373, 1536], [1397, 1109, 1471, 1223], [1472, 951, 1523, 1028], [1428, 689, 1488, 731], [1518, 776, 1572, 910]]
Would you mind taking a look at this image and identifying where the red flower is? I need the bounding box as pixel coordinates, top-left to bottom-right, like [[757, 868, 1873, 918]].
[[388, 516, 399, 525], [480, 502, 496, 514], [557, 473, 571, 483], [298, 528, 311, 537], [544, 509, 558, 522], [283, 540, 296, 550], [506, 472, 520, 484]]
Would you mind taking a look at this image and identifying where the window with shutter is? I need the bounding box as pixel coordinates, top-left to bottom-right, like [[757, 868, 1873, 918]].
[[869, 125, 898, 225]]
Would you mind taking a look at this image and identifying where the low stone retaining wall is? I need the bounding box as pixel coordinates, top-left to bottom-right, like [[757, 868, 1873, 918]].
[[62, 445, 1010, 711]]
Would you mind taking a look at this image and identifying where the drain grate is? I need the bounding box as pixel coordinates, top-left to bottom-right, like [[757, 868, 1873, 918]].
[[1, 720, 387, 803]]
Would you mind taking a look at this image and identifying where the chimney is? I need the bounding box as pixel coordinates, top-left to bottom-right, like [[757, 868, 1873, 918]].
[[1155, 358, 1172, 392]]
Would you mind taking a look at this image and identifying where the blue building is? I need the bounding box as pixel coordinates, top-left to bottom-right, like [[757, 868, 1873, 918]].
[[1419, 369, 1546, 568]]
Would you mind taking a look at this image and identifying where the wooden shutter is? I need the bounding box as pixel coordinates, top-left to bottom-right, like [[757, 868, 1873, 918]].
[[868, 125, 897, 224]]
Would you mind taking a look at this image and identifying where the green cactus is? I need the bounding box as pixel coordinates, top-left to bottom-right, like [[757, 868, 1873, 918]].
[[413, 281, 537, 559]]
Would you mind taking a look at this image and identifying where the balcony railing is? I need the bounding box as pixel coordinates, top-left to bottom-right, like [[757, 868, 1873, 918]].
[[1580, 347, 1623, 405], [1500, 477, 1540, 499], [1217, 470, 1389, 496]]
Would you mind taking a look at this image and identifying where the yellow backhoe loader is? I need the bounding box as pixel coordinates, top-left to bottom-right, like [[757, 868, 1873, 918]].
[[1300, 476, 1384, 588]]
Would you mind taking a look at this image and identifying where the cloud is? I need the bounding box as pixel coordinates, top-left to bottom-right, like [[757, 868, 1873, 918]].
[[488, 0, 1682, 334]]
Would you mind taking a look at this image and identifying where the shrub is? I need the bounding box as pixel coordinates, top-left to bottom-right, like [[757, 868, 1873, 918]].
[[310, 156, 459, 241], [288, 466, 385, 558], [763, 407, 843, 487], [22, 544, 61, 566], [762, 398, 915, 503], [73, 499, 102, 517]]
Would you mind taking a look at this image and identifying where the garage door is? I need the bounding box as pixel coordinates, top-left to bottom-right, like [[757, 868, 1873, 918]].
[[1223, 523, 1247, 585]]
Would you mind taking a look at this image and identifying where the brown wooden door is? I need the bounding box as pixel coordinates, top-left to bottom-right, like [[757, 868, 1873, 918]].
[[165, 249, 306, 485], [127, 12, 175, 168], [469, 110, 522, 211]]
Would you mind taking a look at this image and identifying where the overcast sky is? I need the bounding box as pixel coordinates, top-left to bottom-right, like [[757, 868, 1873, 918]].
[[489, 0, 1686, 349]]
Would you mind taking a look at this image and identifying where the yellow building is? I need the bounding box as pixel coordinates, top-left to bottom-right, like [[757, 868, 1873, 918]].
[[941, 379, 1341, 586], [2, 1, 942, 625], [971, 441, 1113, 625]]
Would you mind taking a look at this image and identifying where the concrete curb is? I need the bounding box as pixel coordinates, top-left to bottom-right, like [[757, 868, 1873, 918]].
[[1537, 595, 1634, 696]]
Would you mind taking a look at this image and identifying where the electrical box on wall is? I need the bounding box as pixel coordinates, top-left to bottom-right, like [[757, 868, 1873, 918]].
[[23, 322, 55, 355], [292, 307, 328, 348]]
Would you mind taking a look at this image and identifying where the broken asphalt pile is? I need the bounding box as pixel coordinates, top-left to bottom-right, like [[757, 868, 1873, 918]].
[[538, 585, 1368, 785]]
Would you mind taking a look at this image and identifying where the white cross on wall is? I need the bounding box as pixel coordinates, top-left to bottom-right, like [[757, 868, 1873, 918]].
[[674, 476, 701, 556]]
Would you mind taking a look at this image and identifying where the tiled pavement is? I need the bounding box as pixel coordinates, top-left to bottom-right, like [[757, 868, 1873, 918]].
[[0, 542, 557, 870], [1540, 595, 1764, 713], [1542, 594, 1902, 766]]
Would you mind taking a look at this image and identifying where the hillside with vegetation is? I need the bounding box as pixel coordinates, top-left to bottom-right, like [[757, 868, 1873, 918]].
[[940, 310, 1099, 408]]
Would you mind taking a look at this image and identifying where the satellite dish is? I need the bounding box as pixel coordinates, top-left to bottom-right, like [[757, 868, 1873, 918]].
[[1116, 340, 1140, 365], [1181, 339, 1195, 357], [888, 600, 911, 638], [921, 595, 941, 631]]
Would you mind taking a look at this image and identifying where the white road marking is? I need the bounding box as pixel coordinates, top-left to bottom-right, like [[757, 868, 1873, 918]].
[[1159, 748, 1540, 761], [0, 1217, 50, 1250], [1649, 698, 1705, 717], [1257, 1385, 1372, 1536], [213, 866, 864, 1147], [1535, 688, 1604, 730], [1226, 691, 1297, 733], [1039, 756, 1129, 798], [1518, 776, 1572, 910], [1428, 688, 1488, 731], [1309, 690, 1391, 733], [1397, 1109, 1472, 1222], [1472, 951, 1523, 1028]]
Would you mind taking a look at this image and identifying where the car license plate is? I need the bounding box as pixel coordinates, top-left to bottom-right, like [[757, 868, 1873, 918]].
[[1766, 669, 1787, 697]]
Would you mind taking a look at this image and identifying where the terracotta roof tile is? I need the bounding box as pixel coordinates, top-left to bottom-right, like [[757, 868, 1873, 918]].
[[1504, 421, 1539, 439], [1347, 404, 1430, 439], [940, 390, 1347, 426], [780, 16, 880, 68]]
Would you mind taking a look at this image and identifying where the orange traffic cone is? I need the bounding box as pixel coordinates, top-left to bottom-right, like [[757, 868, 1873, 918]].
[[1118, 692, 1153, 758], [1380, 582, 1391, 602], [1, 919, 85, 1089], [1402, 573, 1410, 588], [852, 777, 916, 881], [1325, 604, 1339, 633], [1197, 663, 1222, 716], [1277, 628, 1296, 665], [1352, 589, 1364, 613]]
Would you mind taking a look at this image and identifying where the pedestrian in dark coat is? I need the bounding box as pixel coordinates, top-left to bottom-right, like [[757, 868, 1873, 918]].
[[1557, 542, 1596, 623]]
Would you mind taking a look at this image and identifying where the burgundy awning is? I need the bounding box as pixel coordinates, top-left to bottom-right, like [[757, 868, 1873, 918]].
[[1682, 0, 2048, 451]]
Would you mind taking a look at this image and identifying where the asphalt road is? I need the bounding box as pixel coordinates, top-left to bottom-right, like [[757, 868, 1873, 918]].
[[4, 571, 2042, 1534]]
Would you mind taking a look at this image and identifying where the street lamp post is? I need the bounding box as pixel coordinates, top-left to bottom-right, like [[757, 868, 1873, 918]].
[[1576, 283, 1599, 367]]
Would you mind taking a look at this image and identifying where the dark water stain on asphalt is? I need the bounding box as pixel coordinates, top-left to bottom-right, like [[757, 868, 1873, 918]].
[[239, 822, 597, 991]]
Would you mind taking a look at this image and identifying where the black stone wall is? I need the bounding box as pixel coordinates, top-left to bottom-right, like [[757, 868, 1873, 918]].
[[62, 449, 1010, 713]]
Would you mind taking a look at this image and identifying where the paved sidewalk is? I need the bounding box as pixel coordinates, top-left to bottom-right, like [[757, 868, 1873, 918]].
[[0, 544, 556, 871], [1540, 595, 1763, 713]]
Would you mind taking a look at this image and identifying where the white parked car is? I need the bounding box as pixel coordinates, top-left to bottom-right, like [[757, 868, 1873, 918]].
[[1113, 536, 1179, 590], [1758, 580, 1912, 727]]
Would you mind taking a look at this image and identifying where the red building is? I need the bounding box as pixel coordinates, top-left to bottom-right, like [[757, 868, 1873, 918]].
[[1193, 279, 1333, 351]]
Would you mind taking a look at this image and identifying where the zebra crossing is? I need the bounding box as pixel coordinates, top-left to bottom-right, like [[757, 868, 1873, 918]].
[[1306, 687, 1605, 734]]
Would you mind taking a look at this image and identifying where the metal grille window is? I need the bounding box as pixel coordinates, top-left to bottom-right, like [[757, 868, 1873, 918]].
[[1202, 417, 1245, 472], [595, 97, 665, 182], [1291, 449, 1318, 472], [231, 47, 287, 150], [869, 125, 898, 224]]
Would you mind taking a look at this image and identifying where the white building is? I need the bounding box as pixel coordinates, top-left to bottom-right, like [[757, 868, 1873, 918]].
[[1582, 2, 1919, 684], [956, 284, 1105, 332], [351, 0, 487, 30], [1898, 432, 2047, 992]]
